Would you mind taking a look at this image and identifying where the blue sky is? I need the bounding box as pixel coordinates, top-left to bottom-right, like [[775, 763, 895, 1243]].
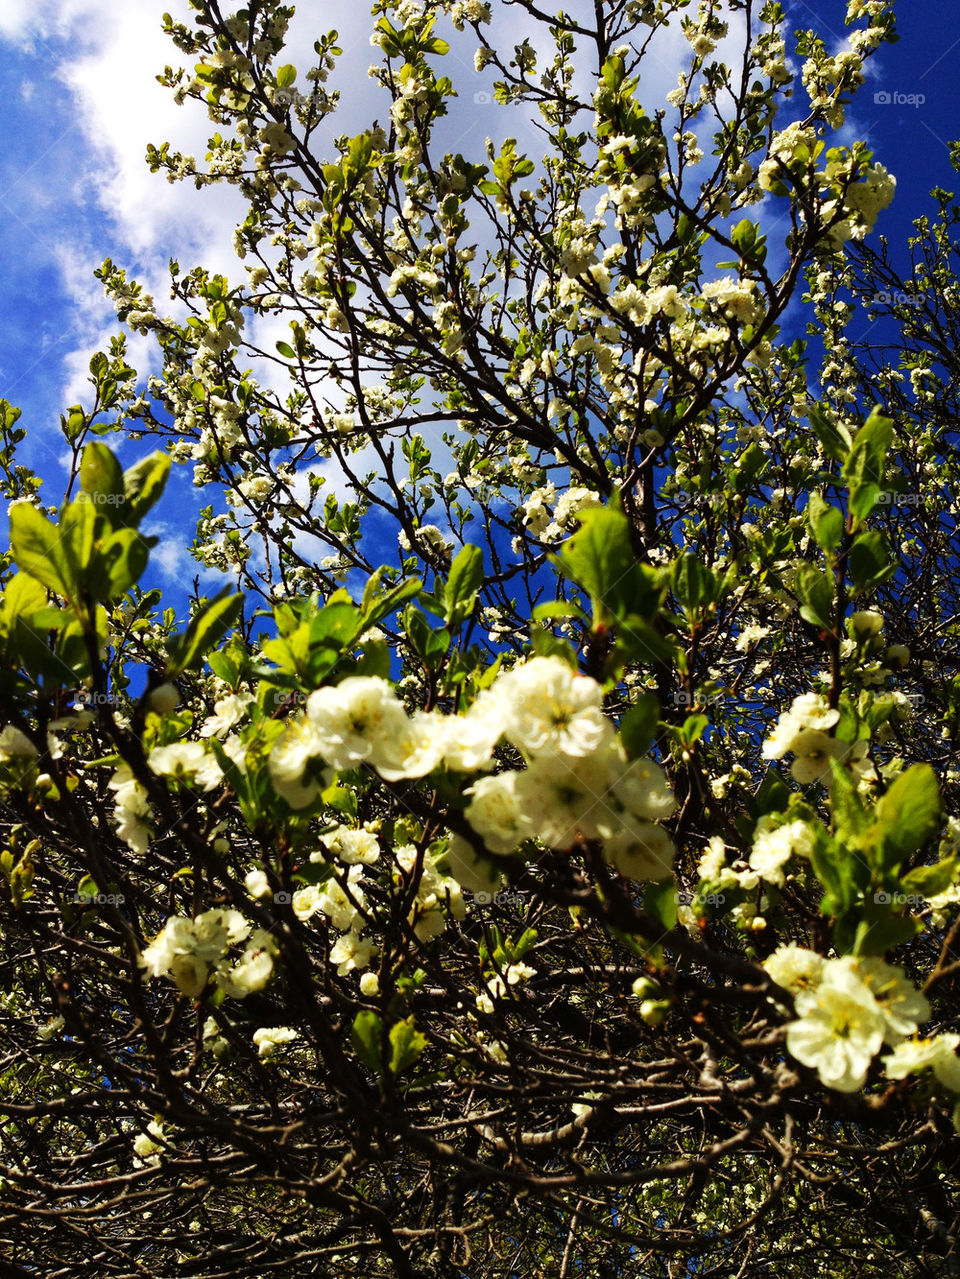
[[0, 0, 957, 602]]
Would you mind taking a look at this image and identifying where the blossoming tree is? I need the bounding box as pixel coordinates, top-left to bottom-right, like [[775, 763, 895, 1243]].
[[1, 0, 958, 1274]]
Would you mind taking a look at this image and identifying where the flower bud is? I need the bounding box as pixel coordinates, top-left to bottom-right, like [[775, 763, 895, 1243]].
[[148, 683, 180, 714], [885, 644, 910, 668], [848, 610, 884, 640], [639, 999, 671, 1027]]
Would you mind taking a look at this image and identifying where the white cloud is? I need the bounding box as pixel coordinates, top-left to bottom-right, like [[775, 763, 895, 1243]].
[[57, 3, 242, 266], [146, 521, 230, 589], [0, 0, 99, 47], [2, 0, 790, 452]]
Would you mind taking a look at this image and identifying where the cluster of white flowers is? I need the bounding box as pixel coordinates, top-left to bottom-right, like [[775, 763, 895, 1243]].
[[293, 862, 377, 974], [748, 816, 815, 887], [394, 843, 465, 941], [140, 908, 278, 1000], [700, 277, 762, 325], [268, 676, 477, 807], [133, 1119, 168, 1167], [398, 523, 453, 558], [317, 823, 382, 866], [199, 692, 254, 739], [149, 741, 224, 792], [735, 623, 771, 653], [757, 122, 895, 252], [0, 725, 38, 761], [521, 483, 555, 536], [820, 160, 896, 250], [291, 837, 462, 970], [463, 658, 676, 878], [450, 0, 491, 30], [762, 692, 872, 787], [108, 733, 248, 854], [107, 764, 153, 855], [265, 659, 675, 883], [253, 1026, 299, 1060], [519, 484, 601, 542], [476, 957, 536, 1014], [236, 473, 273, 505], [757, 122, 818, 192], [764, 947, 943, 1095]]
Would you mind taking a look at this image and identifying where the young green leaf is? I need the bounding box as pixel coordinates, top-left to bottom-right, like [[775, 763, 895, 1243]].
[[167, 590, 244, 676], [388, 1017, 427, 1075]]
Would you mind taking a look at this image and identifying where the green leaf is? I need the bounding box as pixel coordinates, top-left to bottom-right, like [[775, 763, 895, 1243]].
[[810, 829, 854, 916], [853, 912, 923, 956], [829, 757, 869, 839], [843, 407, 893, 520], [902, 856, 958, 899], [532, 599, 589, 625], [681, 713, 709, 744], [388, 1016, 427, 1075], [794, 563, 834, 630], [672, 553, 714, 617], [76, 874, 100, 903], [351, 1010, 383, 1075], [93, 529, 150, 599], [167, 589, 244, 676], [310, 600, 363, 651], [443, 544, 482, 626], [875, 764, 941, 863], [807, 493, 843, 553], [9, 504, 77, 599], [750, 767, 792, 821], [731, 217, 757, 252], [207, 636, 245, 687], [276, 341, 296, 359], [620, 696, 660, 759], [62, 405, 87, 443], [848, 530, 895, 593], [80, 442, 124, 511], [643, 878, 678, 930], [0, 573, 48, 636], [553, 506, 660, 626], [208, 737, 255, 819], [404, 604, 434, 658], [733, 442, 768, 494], [614, 615, 674, 666], [530, 626, 578, 664], [362, 574, 422, 629], [808, 404, 850, 463], [123, 453, 171, 526], [60, 496, 97, 579]]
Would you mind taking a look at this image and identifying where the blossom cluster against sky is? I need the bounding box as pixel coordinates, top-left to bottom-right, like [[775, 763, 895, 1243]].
[[0, 0, 957, 592]]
